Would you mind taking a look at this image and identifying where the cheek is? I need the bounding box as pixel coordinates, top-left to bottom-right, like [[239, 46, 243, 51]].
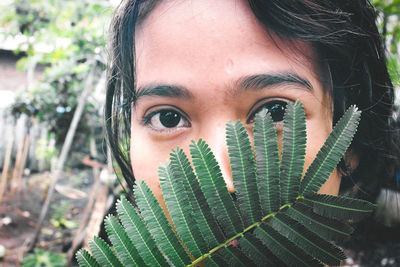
[[130, 131, 166, 207]]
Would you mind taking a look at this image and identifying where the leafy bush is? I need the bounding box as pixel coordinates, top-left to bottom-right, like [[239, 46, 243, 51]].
[[1, 0, 111, 150], [22, 248, 66, 267]]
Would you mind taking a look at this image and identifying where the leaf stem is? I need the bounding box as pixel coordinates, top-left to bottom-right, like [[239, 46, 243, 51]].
[[188, 211, 279, 266]]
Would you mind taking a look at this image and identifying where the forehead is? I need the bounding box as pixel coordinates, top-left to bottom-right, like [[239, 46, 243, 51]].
[[135, 0, 319, 90]]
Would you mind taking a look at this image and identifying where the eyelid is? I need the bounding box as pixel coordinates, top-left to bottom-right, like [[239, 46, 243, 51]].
[[141, 106, 191, 135], [246, 98, 291, 124], [247, 97, 292, 117], [141, 105, 191, 125]]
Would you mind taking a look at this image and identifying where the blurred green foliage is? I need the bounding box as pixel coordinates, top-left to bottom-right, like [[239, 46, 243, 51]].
[[373, 0, 400, 87], [50, 199, 78, 229], [22, 248, 67, 267], [0, 0, 112, 150]]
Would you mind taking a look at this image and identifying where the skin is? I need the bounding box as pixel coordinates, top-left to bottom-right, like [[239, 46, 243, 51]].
[[131, 0, 340, 215]]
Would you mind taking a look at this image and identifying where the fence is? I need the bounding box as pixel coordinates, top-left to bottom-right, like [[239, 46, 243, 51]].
[[0, 108, 57, 202], [0, 109, 55, 172]]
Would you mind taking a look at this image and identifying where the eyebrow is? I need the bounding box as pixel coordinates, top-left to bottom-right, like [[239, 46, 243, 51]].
[[135, 84, 193, 101], [237, 72, 313, 93], [134, 72, 313, 102]]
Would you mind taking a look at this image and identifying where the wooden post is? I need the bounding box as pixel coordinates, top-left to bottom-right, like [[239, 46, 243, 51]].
[[38, 125, 48, 172], [10, 130, 25, 197], [28, 62, 97, 251], [0, 133, 14, 203], [27, 119, 39, 171], [10, 117, 31, 198], [14, 133, 31, 195]]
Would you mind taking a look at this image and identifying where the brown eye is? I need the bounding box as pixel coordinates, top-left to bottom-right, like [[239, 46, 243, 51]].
[[143, 108, 190, 132], [159, 110, 181, 128], [248, 100, 288, 123]]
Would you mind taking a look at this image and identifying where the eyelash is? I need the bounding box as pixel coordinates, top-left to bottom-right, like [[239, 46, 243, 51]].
[[246, 99, 289, 124], [142, 108, 191, 133], [142, 99, 289, 133]]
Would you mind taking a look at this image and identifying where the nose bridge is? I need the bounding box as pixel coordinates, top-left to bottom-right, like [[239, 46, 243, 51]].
[[199, 119, 235, 193]]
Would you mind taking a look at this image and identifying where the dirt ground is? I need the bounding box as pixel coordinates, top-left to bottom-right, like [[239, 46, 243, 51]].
[[0, 169, 94, 266]]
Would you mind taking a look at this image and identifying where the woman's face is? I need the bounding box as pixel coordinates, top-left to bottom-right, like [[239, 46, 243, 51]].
[[131, 0, 339, 209]]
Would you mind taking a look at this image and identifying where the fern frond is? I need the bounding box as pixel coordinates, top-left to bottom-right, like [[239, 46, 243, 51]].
[[208, 254, 229, 266], [221, 246, 255, 266], [116, 197, 168, 267], [104, 215, 145, 267], [286, 202, 354, 241], [270, 213, 346, 265], [88, 236, 122, 267], [159, 163, 208, 258], [238, 234, 278, 266], [226, 120, 261, 226], [76, 249, 100, 267], [254, 224, 322, 267], [203, 258, 219, 267], [280, 101, 306, 204], [78, 102, 375, 267], [254, 109, 281, 216], [302, 194, 376, 222], [134, 181, 191, 266], [190, 139, 244, 237], [170, 148, 225, 247], [301, 105, 361, 196]]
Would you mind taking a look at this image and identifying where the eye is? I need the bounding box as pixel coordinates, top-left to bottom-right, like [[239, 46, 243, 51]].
[[247, 100, 288, 124], [143, 109, 190, 131]]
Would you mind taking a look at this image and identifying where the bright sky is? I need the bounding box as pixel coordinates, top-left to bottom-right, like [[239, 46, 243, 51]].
[[0, 91, 15, 109]]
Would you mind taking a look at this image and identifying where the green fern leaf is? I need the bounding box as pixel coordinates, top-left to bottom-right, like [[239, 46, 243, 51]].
[[116, 197, 168, 267], [169, 148, 225, 247], [239, 233, 278, 266], [254, 109, 281, 216], [134, 181, 191, 266], [78, 102, 376, 267], [286, 202, 354, 241], [280, 101, 306, 204], [300, 105, 361, 196], [302, 194, 376, 222], [254, 224, 322, 267], [221, 246, 255, 266], [88, 236, 123, 267], [159, 163, 208, 258], [203, 258, 219, 267], [270, 213, 346, 265], [104, 215, 145, 267], [208, 254, 229, 266], [226, 120, 261, 226], [76, 249, 101, 267], [190, 139, 244, 237]]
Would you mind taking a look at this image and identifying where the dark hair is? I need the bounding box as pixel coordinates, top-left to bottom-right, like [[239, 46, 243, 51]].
[[105, 0, 398, 201]]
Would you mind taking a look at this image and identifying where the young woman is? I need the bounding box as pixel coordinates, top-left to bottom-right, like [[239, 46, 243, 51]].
[[105, 0, 398, 262]]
